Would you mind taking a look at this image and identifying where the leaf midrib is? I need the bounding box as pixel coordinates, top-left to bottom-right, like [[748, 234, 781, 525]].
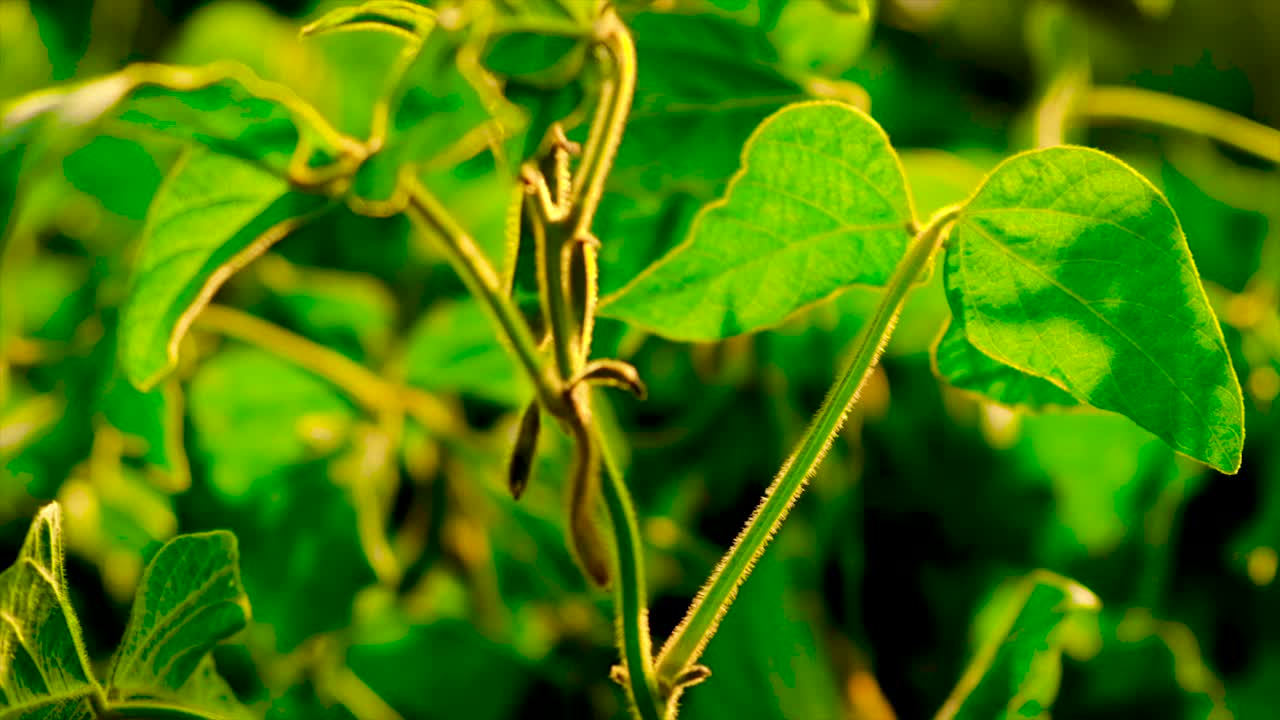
[[959, 216, 1223, 464]]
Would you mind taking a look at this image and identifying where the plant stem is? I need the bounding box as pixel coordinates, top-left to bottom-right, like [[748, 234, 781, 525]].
[[594, 393, 664, 720], [193, 304, 461, 439], [653, 205, 963, 692], [1081, 86, 1280, 164], [570, 10, 636, 240], [404, 180, 563, 413]]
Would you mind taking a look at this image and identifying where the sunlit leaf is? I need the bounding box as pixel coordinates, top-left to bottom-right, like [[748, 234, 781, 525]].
[[120, 149, 331, 390], [601, 101, 914, 339], [944, 146, 1244, 473]]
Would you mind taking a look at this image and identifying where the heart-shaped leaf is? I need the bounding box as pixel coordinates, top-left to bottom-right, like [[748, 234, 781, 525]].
[[600, 101, 914, 340], [942, 146, 1244, 473]]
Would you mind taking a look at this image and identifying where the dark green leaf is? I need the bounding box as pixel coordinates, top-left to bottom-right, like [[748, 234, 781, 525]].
[[120, 149, 330, 390], [945, 146, 1244, 473], [107, 532, 249, 697], [600, 101, 914, 339], [935, 571, 1100, 720]]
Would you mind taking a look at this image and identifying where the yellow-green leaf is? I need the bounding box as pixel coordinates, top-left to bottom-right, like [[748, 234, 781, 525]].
[[945, 146, 1244, 473], [600, 101, 914, 340]]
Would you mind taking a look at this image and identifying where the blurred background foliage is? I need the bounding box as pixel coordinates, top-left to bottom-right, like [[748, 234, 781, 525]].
[[2, 0, 1278, 718]]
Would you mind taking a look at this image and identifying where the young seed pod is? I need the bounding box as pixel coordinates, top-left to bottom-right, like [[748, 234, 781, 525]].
[[507, 401, 542, 500], [566, 392, 611, 587]]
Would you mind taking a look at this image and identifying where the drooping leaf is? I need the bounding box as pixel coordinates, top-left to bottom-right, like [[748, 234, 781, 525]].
[[934, 570, 1100, 720], [107, 532, 249, 697], [0, 505, 100, 719], [944, 146, 1244, 473], [402, 298, 534, 408], [600, 101, 914, 340], [1, 62, 358, 181], [120, 149, 331, 390], [301, 0, 435, 42]]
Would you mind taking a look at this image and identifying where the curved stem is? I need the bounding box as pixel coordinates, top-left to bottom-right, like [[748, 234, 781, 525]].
[[594, 394, 664, 720], [404, 180, 563, 414], [1080, 86, 1280, 164], [653, 205, 963, 692], [103, 701, 229, 720], [569, 11, 636, 239], [193, 304, 461, 438]]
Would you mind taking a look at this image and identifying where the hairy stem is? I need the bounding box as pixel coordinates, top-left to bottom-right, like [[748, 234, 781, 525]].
[[653, 205, 963, 692], [1081, 86, 1280, 164]]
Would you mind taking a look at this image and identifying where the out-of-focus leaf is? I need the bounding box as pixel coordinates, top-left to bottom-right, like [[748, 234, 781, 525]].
[[61, 136, 165, 221], [935, 570, 1100, 720], [402, 297, 533, 408], [347, 618, 532, 720], [108, 532, 249, 697], [682, 542, 844, 719], [0, 504, 99, 718], [613, 11, 807, 201], [601, 102, 913, 339], [257, 257, 398, 361], [945, 147, 1244, 473], [2, 62, 357, 180], [349, 10, 525, 214], [120, 150, 330, 390], [188, 347, 355, 499], [770, 0, 875, 76], [302, 0, 434, 41]]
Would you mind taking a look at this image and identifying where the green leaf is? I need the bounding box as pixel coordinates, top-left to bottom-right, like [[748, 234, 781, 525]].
[[0, 504, 100, 719], [188, 347, 356, 500], [349, 9, 525, 214], [600, 101, 914, 340], [612, 11, 807, 200], [107, 532, 249, 697], [120, 149, 331, 390], [935, 570, 1100, 720], [402, 298, 534, 408], [933, 315, 1078, 409], [682, 541, 843, 720], [945, 146, 1244, 473], [301, 0, 434, 41], [2, 62, 356, 181]]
